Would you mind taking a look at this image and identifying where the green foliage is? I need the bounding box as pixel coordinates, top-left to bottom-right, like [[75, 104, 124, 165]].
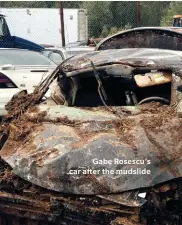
[[81, 1, 112, 37], [101, 24, 132, 38], [0, 1, 57, 8], [82, 1, 170, 37], [81, 1, 137, 37], [161, 2, 182, 26], [140, 1, 170, 26], [109, 1, 137, 28], [62, 1, 82, 8]]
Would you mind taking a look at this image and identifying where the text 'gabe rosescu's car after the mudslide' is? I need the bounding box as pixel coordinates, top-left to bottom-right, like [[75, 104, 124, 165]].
[[1, 28, 182, 225]]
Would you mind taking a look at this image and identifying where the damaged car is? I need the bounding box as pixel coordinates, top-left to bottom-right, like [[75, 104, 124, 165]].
[[1, 29, 182, 225], [95, 27, 182, 51]]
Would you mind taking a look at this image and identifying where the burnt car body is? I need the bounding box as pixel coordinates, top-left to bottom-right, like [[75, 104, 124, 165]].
[[1, 28, 182, 225], [96, 27, 182, 51]]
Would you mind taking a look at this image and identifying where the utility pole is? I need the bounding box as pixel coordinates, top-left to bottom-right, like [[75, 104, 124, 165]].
[[60, 1, 65, 47], [136, 1, 140, 27]]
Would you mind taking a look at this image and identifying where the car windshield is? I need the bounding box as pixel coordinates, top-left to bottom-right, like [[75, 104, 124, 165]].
[[0, 49, 56, 66]]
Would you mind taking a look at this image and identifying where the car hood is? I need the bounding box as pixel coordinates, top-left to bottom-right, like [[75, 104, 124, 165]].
[[1, 103, 182, 195]]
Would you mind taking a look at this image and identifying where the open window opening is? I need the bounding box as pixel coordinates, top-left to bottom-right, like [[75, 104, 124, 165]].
[[58, 67, 173, 107]]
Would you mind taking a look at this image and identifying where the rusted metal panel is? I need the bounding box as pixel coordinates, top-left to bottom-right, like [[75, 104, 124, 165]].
[[0, 102, 181, 195], [61, 48, 182, 75]]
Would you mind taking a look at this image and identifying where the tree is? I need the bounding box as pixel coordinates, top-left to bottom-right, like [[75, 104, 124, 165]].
[[140, 1, 170, 26], [62, 1, 82, 8], [109, 1, 137, 28], [81, 1, 112, 37], [101, 24, 132, 38]]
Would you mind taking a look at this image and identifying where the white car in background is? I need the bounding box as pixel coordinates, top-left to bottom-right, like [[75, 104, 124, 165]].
[[41, 46, 95, 65], [0, 48, 56, 116]]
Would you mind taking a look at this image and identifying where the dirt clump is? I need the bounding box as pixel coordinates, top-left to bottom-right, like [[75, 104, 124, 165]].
[[0, 158, 30, 193], [111, 118, 135, 145], [140, 102, 175, 116], [111, 215, 142, 225], [4, 90, 41, 121], [139, 102, 177, 131]]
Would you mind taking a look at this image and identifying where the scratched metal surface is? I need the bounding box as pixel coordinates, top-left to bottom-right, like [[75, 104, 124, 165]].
[[1, 104, 182, 195], [61, 48, 182, 74], [95, 27, 182, 51]]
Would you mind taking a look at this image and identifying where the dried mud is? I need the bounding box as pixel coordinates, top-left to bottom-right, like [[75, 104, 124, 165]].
[[139, 102, 176, 131], [0, 91, 181, 224], [0, 96, 179, 161], [0, 158, 46, 195]]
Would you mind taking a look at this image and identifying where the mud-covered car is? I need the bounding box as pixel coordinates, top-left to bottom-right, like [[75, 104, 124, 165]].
[[1, 29, 182, 225]]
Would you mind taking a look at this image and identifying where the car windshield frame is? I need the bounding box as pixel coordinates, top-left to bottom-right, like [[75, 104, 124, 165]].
[[0, 49, 56, 66]]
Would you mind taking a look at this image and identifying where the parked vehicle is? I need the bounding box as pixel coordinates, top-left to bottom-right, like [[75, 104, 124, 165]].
[[0, 14, 44, 51], [0, 48, 56, 116], [1, 28, 182, 225], [96, 27, 182, 50], [41, 46, 95, 64]]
